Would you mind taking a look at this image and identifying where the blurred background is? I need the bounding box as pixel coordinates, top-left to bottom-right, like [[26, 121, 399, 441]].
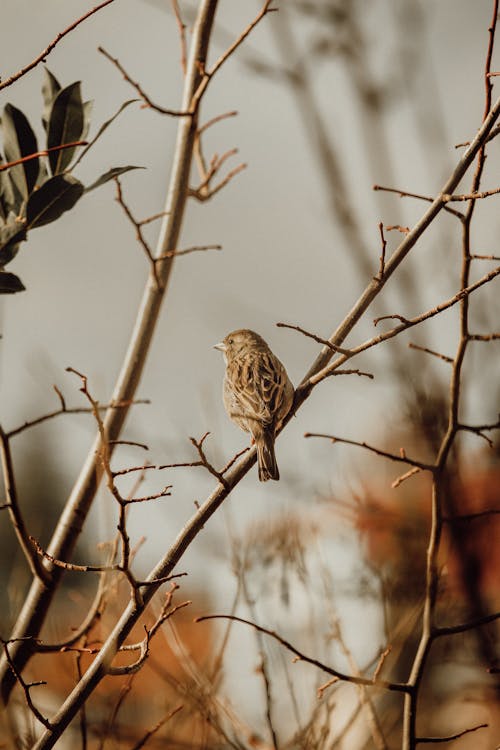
[[1, 0, 499, 747]]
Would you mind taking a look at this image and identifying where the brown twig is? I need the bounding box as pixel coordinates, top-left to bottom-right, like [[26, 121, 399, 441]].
[[386, 224, 410, 234], [171, 0, 187, 75], [304, 266, 500, 390], [158, 243, 222, 259], [0, 142, 88, 173], [375, 221, 387, 279], [408, 343, 453, 364], [442, 186, 500, 202], [373, 183, 465, 220], [1, 640, 52, 729], [0, 427, 50, 585], [468, 332, 500, 340], [276, 322, 351, 354], [195, 614, 409, 693], [7, 389, 149, 440], [98, 46, 190, 116], [304, 433, 433, 472], [130, 704, 184, 750], [391, 467, 421, 489], [415, 723, 488, 744], [0, 0, 116, 91], [198, 110, 238, 136]]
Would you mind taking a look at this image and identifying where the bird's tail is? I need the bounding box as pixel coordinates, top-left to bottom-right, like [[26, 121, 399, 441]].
[[257, 431, 279, 481]]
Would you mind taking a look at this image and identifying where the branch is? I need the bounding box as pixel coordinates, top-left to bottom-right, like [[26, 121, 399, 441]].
[[0, 142, 88, 172], [7, 392, 150, 439], [276, 322, 351, 354], [98, 46, 190, 116], [304, 266, 500, 390], [1, 641, 52, 729], [442, 186, 500, 202], [195, 614, 409, 693], [0, 427, 50, 585], [416, 723, 488, 744], [304, 433, 433, 472], [171, 0, 187, 76], [408, 342, 453, 364], [0, 0, 116, 91], [3, 0, 221, 709], [373, 184, 465, 220], [130, 704, 184, 750]]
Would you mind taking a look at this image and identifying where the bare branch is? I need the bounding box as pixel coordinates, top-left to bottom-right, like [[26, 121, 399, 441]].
[[375, 221, 387, 280], [416, 722, 488, 744], [0, 142, 87, 173], [0, 0, 116, 91], [373, 184, 465, 220], [1, 641, 52, 729], [391, 467, 421, 489], [442, 186, 500, 202], [195, 614, 409, 693], [276, 322, 351, 354], [0, 428, 50, 585], [98, 46, 190, 116], [130, 704, 184, 750], [408, 342, 453, 364], [304, 432, 433, 472], [171, 0, 187, 75]]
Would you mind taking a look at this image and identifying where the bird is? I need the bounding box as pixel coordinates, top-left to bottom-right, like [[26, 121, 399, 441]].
[[214, 329, 294, 481]]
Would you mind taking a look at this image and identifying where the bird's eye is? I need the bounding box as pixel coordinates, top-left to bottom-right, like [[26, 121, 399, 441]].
[[228, 338, 233, 344]]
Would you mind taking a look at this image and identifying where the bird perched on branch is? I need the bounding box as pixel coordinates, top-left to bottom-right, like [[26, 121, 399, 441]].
[[214, 329, 294, 481]]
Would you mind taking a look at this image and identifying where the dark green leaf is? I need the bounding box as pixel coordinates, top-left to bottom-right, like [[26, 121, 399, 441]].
[[0, 271, 25, 294], [27, 174, 84, 228], [41, 68, 61, 131], [2, 104, 39, 199], [85, 165, 144, 192], [73, 99, 138, 169], [47, 82, 84, 174], [0, 218, 26, 265]]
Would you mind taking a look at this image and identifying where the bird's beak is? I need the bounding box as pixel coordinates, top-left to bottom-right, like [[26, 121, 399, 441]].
[[213, 342, 226, 352]]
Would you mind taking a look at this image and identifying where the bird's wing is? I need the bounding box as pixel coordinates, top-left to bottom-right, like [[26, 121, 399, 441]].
[[227, 352, 288, 427]]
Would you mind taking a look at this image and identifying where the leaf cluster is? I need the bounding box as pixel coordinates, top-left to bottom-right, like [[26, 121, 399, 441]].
[[0, 69, 140, 293]]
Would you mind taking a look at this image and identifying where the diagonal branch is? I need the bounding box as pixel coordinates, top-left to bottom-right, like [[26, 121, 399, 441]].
[[195, 614, 409, 693], [0, 0, 116, 91]]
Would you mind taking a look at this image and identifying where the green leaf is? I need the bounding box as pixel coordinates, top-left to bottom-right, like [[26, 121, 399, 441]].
[[26, 174, 84, 228], [47, 82, 84, 174], [72, 99, 138, 169], [41, 68, 61, 131], [2, 104, 39, 199], [85, 165, 144, 192], [0, 271, 25, 294], [0, 217, 26, 265]]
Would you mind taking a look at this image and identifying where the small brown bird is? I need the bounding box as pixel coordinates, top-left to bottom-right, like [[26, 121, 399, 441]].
[[214, 329, 294, 481]]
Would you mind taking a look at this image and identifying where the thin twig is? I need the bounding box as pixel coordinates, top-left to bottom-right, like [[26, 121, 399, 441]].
[[171, 0, 187, 75], [0, 0, 116, 91], [0, 142, 88, 172], [375, 222, 387, 280], [373, 184, 465, 220], [98, 46, 190, 116], [276, 322, 351, 354], [304, 433, 433, 472], [408, 343, 453, 364], [195, 614, 409, 692], [1, 641, 52, 729], [442, 186, 500, 202], [415, 723, 488, 744]]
